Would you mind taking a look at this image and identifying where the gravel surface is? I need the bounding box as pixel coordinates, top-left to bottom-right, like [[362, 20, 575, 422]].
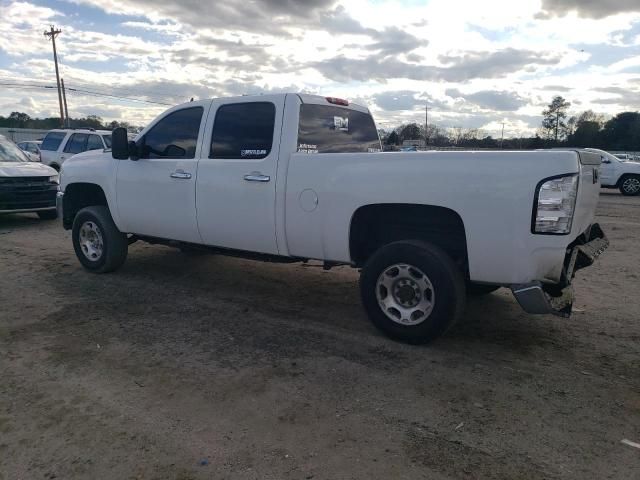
[[1, 191, 639, 480]]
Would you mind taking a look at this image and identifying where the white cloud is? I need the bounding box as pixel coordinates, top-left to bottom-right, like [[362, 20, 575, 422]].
[[0, 0, 639, 136]]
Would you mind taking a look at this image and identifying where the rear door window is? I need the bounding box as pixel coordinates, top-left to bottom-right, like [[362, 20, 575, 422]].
[[64, 133, 89, 154], [87, 134, 103, 151], [40, 132, 67, 151], [297, 104, 381, 153], [210, 102, 275, 159]]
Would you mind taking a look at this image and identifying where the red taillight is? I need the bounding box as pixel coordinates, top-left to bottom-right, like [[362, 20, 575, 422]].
[[325, 96, 349, 106]]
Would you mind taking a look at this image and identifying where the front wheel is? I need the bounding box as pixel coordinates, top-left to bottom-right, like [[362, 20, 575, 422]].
[[360, 240, 465, 344], [620, 175, 640, 196], [72, 206, 128, 273]]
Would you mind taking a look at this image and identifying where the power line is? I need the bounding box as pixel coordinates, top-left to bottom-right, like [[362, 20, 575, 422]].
[[0, 82, 171, 106], [66, 87, 172, 106]]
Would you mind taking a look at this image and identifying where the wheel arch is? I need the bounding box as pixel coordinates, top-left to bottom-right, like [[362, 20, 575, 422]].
[[62, 182, 109, 230], [617, 172, 640, 187], [349, 203, 469, 272]]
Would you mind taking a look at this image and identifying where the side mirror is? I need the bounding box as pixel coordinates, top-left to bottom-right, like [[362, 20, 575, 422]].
[[111, 127, 129, 160], [128, 141, 140, 161]]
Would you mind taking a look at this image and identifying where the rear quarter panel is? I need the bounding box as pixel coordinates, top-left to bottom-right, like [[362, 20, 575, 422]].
[[284, 150, 584, 285]]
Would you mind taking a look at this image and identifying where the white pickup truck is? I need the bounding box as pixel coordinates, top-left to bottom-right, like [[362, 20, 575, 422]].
[[57, 94, 608, 343]]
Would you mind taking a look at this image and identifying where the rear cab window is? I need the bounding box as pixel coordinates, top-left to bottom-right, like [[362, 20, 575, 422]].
[[297, 104, 381, 154], [40, 131, 67, 151]]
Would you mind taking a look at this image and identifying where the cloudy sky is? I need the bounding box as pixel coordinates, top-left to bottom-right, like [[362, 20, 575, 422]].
[[0, 0, 639, 136]]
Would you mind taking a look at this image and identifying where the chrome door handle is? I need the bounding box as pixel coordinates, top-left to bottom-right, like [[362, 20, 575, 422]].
[[244, 173, 270, 182], [170, 169, 192, 179]]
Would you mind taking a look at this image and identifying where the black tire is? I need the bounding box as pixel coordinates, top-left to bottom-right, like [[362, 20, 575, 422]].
[[619, 175, 640, 196], [466, 282, 500, 296], [360, 240, 465, 344], [72, 206, 127, 273], [37, 209, 58, 220]]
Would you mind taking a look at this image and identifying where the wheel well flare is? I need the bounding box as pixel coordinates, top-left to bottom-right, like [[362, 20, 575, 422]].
[[62, 183, 108, 229], [349, 204, 468, 271]]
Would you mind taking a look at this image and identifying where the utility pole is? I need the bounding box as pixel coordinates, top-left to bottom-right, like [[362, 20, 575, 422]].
[[61, 78, 70, 128], [44, 26, 65, 127], [424, 103, 428, 148], [500, 122, 505, 149]]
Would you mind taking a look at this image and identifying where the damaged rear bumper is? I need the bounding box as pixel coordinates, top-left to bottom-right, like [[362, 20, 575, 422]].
[[511, 224, 608, 317]]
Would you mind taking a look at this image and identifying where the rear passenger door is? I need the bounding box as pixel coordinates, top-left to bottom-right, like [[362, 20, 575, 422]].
[[197, 96, 284, 254]]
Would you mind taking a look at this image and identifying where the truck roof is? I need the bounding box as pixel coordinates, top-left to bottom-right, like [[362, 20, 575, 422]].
[[172, 93, 371, 114]]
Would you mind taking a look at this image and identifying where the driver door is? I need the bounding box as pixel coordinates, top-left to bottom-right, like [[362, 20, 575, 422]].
[[115, 102, 210, 242]]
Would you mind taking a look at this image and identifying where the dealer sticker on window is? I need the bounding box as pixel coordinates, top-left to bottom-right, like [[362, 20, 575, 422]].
[[241, 149, 267, 157], [298, 143, 318, 154], [334, 116, 349, 132]]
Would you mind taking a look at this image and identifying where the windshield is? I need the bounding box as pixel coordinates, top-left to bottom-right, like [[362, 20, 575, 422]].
[[0, 136, 29, 162]]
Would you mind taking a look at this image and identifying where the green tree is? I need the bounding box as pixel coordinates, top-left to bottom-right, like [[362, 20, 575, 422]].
[[399, 123, 422, 142], [602, 112, 640, 151], [8, 111, 31, 127], [542, 96, 571, 143], [385, 130, 399, 145], [569, 121, 602, 147]]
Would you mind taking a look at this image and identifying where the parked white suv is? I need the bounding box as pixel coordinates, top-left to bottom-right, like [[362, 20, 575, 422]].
[[586, 148, 640, 196], [58, 94, 608, 344], [40, 129, 112, 171]]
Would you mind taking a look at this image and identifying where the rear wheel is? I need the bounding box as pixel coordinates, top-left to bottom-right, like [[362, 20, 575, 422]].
[[72, 206, 127, 273], [37, 209, 58, 220], [360, 240, 465, 344], [620, 175, 640, 196]]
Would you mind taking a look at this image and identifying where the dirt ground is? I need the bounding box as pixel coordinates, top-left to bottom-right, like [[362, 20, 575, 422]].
[[1, 191, 639, 480]]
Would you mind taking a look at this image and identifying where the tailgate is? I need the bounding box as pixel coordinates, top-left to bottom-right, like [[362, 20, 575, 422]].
[[572, 150, 602, 236]]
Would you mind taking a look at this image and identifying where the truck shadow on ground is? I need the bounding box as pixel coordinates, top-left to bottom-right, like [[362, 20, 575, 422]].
[[46, 243, 564, 361]]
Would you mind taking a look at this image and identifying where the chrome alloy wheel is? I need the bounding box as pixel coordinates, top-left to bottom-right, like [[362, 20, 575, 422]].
[[622, 177, 640, 195], [375, 263, 435, 325], [79, 221, 104, 261]]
